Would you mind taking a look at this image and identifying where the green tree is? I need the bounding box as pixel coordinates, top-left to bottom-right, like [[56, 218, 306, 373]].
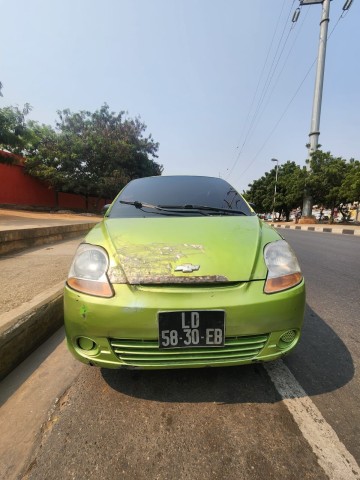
[[308, 150, 351, 222], [246, 161, 305, 221], [25, 104, 162, 208], [339, 159, 360, 222], [340, 159, 360, 202], [24, 122, 69, 206], [0, 104, 33, 156]]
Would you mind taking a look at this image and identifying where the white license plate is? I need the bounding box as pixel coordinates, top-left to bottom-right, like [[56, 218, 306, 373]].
[[158, 310, 225, 349]]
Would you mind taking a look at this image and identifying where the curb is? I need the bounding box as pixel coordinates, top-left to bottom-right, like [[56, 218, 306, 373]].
[[0, 282, 64, 381], [270, 223, 360, 236], [0, 223, 97, 255]]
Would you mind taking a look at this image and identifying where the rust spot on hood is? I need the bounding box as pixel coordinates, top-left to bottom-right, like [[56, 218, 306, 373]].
[[129, 275, 228, 285], [107, 242, 228, 284]]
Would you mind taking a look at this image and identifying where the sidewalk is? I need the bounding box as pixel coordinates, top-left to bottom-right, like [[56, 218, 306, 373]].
[[0, 209, 100, 379], [0, 208, 100, 254], [0, 208, 101, 230], [268, 220, 360, 236], [0, 237, 86, 380]]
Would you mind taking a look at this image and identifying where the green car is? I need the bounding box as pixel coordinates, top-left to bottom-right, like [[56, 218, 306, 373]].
[[64, 175, 305, 369]]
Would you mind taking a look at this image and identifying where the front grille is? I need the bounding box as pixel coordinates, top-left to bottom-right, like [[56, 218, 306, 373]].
[[109, 335, 269, 367]]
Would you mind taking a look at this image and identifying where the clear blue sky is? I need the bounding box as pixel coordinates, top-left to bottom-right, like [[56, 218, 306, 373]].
[[1, 0, 358, 193]]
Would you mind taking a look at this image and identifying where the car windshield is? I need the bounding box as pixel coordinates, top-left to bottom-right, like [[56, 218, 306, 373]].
[[108, 176, 254, 218]]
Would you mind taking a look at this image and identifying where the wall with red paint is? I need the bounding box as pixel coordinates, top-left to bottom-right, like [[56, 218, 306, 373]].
[[0, 162, 111, 211]]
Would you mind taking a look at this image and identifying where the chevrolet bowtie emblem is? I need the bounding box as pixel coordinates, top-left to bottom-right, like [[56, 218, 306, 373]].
[[175, 264, 200, 273]]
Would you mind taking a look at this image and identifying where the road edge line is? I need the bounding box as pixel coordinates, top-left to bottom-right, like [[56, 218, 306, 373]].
[[270, 223, 360, 235], [265, 360, 360, 480]]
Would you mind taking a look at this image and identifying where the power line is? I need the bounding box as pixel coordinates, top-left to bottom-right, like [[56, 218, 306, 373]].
[[226, 0, 296, 179], [251, 7, 310, 135], [236, 61, 316, 179], [231, 5, 351, 184], [235, 22, 299, 157], [225, 0, 288, 179]]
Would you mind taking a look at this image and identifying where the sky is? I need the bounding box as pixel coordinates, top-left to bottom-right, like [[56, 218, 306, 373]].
[[1, 0, 359, 193]]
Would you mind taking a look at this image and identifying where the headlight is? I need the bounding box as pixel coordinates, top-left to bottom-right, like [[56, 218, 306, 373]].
[[67, 244, 113, 297], [263, 240, 303, 294]]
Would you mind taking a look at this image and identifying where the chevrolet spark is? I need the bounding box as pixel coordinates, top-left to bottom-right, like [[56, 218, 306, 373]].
[[64, 175, 305, 369]]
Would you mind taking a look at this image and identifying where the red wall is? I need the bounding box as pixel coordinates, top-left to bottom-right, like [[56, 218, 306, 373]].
[[0, 163, 111, 212]]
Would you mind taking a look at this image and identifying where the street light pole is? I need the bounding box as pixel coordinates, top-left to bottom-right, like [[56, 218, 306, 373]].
[[271, 158, 279, 221], [301, 0, 331, 218]]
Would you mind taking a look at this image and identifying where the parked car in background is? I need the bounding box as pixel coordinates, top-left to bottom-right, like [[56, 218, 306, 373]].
[[64, 175, 305, 370]]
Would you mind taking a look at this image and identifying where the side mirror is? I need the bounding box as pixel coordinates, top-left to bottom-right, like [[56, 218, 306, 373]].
[[102, 204, 111, 216]]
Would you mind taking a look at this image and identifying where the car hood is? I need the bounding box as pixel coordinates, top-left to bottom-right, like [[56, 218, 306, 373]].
[[92, 216, 271, 284]]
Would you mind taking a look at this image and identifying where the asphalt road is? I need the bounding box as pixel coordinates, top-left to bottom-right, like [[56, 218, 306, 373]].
[[281, 229, 360, 462], [1, 229, 359, 480]]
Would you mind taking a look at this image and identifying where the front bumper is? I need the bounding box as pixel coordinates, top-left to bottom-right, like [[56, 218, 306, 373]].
[[64, 279, 305, 369]]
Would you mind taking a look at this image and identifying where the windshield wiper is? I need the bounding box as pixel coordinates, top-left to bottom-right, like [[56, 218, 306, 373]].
[[158, 204, 247, 215], [119, 201, 247, 216], [120, 200, 160, 210], [119, 200, 209, 216]]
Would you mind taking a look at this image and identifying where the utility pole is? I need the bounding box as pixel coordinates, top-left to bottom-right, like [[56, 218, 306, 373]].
[[301, 0, 331, 218]]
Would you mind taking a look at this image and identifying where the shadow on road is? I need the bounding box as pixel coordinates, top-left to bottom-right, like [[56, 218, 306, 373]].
[[284, 304, 354, 396], [101, 303, 354, 403], [102, 361, 275, 404]]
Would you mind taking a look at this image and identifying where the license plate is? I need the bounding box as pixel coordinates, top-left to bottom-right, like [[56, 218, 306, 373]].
[[158, 310, 225, 349]]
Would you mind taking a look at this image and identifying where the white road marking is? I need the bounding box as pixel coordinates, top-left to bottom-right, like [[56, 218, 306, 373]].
[[265, 360, 360, 480]]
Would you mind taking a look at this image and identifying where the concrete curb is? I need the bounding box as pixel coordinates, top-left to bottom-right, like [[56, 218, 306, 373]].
[[270, 223, 360, 236], [0, 282, 65, 381], [0, 222, 96, 255]]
